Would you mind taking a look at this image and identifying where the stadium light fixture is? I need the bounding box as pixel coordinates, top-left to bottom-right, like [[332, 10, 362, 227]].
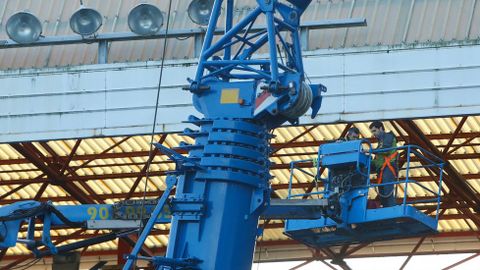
[[128, 4, 164, 36], [6, 12, 42, 44], [188, 0, 214, 26], [70, 7, 103, 36]]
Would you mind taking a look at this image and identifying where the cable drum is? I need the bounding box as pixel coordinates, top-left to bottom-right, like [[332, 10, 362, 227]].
[[281, 81, 313, 119]]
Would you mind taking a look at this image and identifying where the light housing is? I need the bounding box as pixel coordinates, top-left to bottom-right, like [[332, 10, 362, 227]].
[[70, 7, 103, 36], [6, 12, 42, 44], [128, 4, 163, 36], [188, 0, 214, 26]]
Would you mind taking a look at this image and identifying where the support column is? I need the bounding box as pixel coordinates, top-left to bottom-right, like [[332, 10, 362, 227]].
[[166, 118, 271, 270]]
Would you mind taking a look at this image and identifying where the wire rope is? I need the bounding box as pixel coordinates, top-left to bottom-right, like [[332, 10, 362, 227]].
[[133, 0, 174, 267]]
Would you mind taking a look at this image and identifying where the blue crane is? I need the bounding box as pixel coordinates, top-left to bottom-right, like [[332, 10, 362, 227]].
[[123, 1, 326, 268], [0, 1, 444, 269]]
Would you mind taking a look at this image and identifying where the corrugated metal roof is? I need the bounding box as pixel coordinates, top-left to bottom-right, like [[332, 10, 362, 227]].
[[1, 0, 480, 69], [0, 115, 479, 258]]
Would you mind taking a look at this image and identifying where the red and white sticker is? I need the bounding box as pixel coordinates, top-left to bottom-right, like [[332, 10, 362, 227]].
[[254, 84, 278, 116]]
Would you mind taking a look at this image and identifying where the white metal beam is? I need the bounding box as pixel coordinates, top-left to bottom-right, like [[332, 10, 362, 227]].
[[0, 43, 480, 143]]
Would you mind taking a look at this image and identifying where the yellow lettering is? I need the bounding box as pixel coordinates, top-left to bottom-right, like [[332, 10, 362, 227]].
[[87, 207, 97, 220]]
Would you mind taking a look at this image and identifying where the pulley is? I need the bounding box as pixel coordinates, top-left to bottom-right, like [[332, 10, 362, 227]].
[[281, 81, 313, 119]]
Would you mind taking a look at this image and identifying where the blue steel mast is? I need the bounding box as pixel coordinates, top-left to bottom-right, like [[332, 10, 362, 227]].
[[154, 0, 322, 269]]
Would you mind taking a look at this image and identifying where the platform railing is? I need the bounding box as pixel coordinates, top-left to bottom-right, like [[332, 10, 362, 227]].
[[287, 144, 444, 222], [370, 145, 445, 222]]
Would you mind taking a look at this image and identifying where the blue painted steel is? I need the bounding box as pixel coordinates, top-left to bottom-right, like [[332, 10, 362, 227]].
[[224, 0, 234, 60], [265, 10, 279, 83], [37, 230, 133, 257], [0, 200, 171, 252], [285, 143, 444, 248], [132, 256, 201, 269], [130, 3, 323, 266], [189, 0, 323, 127], [0, 201, 61, 255], [286, 205, 438, 247], [54, 204, 170, 224], [161, 119, 270, 270], [0, 201, 39, 249], [123, 175, 179, 270], [318, 140, 370, 170], [0, 0, 449, 266]]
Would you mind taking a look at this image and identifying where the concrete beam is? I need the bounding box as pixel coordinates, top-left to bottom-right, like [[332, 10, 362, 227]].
[[1, 43, 480, 142]]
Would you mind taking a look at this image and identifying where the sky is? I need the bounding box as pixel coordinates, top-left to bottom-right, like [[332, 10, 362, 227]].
[[252, 253, 480, 270]]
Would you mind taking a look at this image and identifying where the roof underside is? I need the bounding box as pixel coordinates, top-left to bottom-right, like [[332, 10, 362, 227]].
[[1, 116, 480, 264]]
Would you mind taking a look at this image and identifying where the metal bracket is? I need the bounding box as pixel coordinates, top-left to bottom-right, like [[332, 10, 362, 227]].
[[154, 143, 204, 174], [86, 220, 142, 230], [170, 194, 205, 221], [261, 199, 330, 219], [113, 199, 164, 220], [250, 187, 269, 215], [126, 255, 201, 269]]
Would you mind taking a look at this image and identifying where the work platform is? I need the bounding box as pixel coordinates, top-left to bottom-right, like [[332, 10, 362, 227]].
[[284, 141, 444, 248], [285, 205, 438, 248]]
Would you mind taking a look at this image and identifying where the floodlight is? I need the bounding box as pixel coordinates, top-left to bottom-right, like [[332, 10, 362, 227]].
[[6, 12, 42, 44], [188, 0, 214, 26], [128, 4, 163, 36], [70, 7, 103, 36]]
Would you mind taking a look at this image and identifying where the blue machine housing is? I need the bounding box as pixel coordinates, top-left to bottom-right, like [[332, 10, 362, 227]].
[[193, 80, 257, 118], [285, 140, 444, 248]]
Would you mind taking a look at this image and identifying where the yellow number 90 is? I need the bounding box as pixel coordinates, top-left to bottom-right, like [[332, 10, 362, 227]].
[[87, 207, 109, 220]]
